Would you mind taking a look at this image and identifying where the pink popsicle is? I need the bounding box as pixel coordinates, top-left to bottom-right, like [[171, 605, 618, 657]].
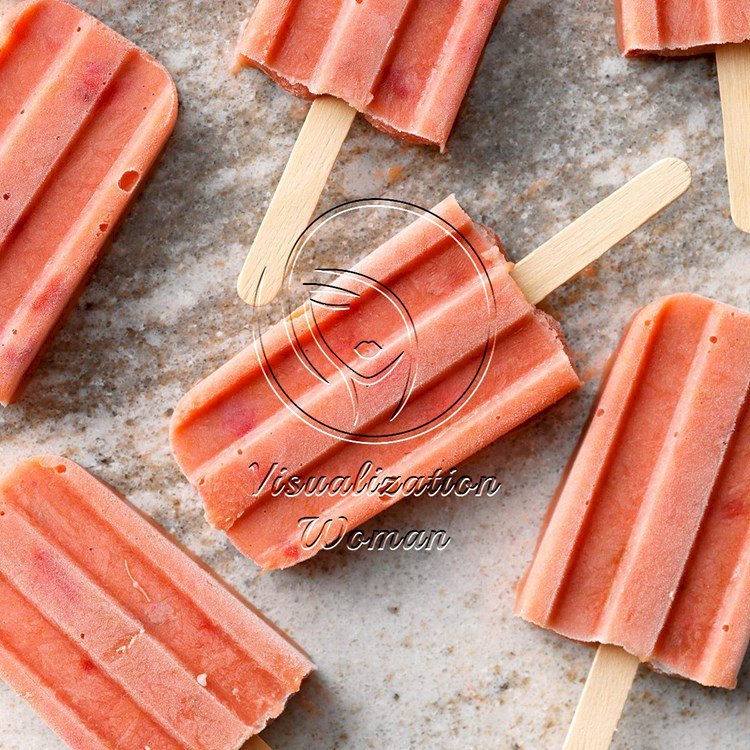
[[0, 0, 178, 405], [235, 0, 508, 149], [516, 293, 750, 689], [173, 195, 581, 569], [615, 1, 750, 234], [0, 456, 314, 749], [617, 0, 750, 55]]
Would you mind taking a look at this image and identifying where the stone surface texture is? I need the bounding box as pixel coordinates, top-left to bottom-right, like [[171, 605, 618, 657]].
[[1, 0, 748, 748]]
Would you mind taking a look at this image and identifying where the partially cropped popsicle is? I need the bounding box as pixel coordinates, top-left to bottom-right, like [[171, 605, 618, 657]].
[[234, 0, 510, 305], [0, 456, 313, 750], [516, 293, 750, 747], [236, 0, 505, 148], [0, 0, 178, 406], [171, 159, 691, 571], [616, 1, 750, 232], [617, 1, 750, 55]]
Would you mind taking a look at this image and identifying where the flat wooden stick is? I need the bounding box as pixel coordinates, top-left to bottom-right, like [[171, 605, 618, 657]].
[[245, 735, 272, 750], [716, 42, 750, 234], [563, 645, 640, 750], [237, 96, 356, 306], [512, 158, 691, 304]]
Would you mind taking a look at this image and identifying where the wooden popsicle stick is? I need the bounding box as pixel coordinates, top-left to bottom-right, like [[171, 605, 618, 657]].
[[237, 96, 356, 306], [245, 736, 273, 750], [716, 42, 750, 234], [563, 645, 641, 750], [511, 158, 692, 304]]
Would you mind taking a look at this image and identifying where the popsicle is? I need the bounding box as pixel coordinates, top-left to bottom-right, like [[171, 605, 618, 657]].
[[616, 1, 750, 232], [516, 293, 750, 749], [0, 0, 178, 406], [0, 456, 313, 750], [233, 0, 510, 305], [171, 158, 691, 570]]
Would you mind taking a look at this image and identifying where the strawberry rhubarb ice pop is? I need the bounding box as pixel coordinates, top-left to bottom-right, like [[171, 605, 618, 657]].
[[516, 293, 750, 748], [0, 0, 178, 406], [0, 456, 313, 750], [172, 159, 691, 570], [617, 0, 750, 232], [233, 0, 512, 305]]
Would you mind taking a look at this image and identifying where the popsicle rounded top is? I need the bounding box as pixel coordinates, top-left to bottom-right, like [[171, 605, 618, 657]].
[[516, 293, 750, 689], [0, 0, 178, 406], [234, 0, 509, 150], [0, 456, 314, 749], [616, 0, 750, 55]]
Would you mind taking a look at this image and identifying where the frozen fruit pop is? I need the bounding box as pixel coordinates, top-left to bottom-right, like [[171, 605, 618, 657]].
[[0, 456, 313, 750], [516, 293, 750, 749], [616, 1, 750, 233], [617, 1, 750, 54], [233, 0, 510, 305], [0, 0, 178, 406], [171, 159, 691, 570]]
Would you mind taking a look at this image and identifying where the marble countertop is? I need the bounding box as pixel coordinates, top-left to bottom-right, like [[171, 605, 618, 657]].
[[1, 0, 749, 748]]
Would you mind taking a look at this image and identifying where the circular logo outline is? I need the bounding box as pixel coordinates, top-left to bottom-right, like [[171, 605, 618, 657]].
[[253, 198, 498, 446]]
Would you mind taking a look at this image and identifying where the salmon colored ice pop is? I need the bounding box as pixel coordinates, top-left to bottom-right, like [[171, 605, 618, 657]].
[[233, 0, 511, 305], [616, 0, 750, 233], [0, 456, 313, 750], [516, 293, 750, 749], [171, 159, 691, 570], [0, 0, 178, 406]]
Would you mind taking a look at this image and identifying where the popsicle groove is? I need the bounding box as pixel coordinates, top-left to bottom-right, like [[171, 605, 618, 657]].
[[597, 306, 741, 642], [542, 308, 668, 628], [652, 367, 750, 684]]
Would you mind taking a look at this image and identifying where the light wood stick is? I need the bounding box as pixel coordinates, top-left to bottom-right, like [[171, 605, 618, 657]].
[[563, 645, 640, 750], [716, 42, 750, 234], [511, 158, 691, 304], [237, 96, 356, 306], [244, 735, 272, 750]]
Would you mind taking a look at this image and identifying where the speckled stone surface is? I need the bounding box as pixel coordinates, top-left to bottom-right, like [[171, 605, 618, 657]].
[[1, 1, 749, 748]]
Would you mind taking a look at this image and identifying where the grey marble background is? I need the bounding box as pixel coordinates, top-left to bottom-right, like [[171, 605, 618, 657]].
[[1, 0, 749, 748]]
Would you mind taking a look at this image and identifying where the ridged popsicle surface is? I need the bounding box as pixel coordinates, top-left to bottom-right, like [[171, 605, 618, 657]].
[[171, 197, 580, 569], [516, 294, 750, 689], [0, 0, 178, 405], [0, 457, 314, 749], [235, 0, 507, 149], [616, 0, 750, 55]]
